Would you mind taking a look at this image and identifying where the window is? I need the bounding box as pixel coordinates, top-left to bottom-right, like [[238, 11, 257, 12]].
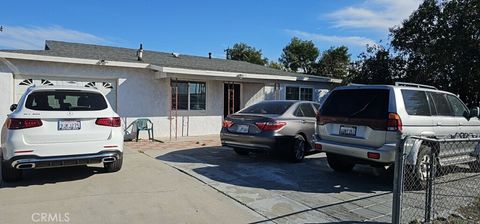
[[286, 87, 300, 100], [189, 82, 206, 110], [171, 81, 206, 110], [401, 90, 430, 116], [239, 101, 294, 115], [430, 93, 453, 116], [294, 103, 316, 117], [321, 89, 389, 119], [446, 95, 468, 117], [285, 87, 313, 101], [25, 91, 107, 111]]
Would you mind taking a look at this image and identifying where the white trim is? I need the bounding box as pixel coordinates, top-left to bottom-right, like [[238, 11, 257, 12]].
[[0, 52, 339, 83], [156, 67, 298, 82], [0, 52, 150, 69]]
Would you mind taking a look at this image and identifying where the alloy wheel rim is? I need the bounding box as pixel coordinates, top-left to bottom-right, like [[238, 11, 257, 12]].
[[296, 140, 305, 159]]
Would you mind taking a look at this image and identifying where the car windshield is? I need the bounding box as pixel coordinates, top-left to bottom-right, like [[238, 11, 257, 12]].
[[321, 89, 389, 119], [239, 101, 295, 115], [25, 90, 108, 111]]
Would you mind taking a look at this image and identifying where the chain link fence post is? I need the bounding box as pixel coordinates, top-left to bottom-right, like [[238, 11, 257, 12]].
[[392, 137, 406, 224]]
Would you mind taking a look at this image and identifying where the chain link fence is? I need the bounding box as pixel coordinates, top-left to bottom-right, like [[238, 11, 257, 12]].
[[392, 135, 480, 223]]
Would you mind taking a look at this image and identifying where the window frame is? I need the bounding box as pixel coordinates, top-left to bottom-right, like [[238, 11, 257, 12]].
[[428, 92, 454, 117], [446, 94, 469, 117], [171, 80, 207, 111], [401, 90, 431, 116], [285, 86, 314, 101], [294, 103, 317, 118]]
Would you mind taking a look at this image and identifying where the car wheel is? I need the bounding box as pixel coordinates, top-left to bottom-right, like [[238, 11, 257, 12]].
[[326, 153, 355, 172], [233, 148, 249, 156], [1, 160, 22, 182], [104, 156, 123, 173], [290, 135, 306, 163], [413, 145, 433, 189]]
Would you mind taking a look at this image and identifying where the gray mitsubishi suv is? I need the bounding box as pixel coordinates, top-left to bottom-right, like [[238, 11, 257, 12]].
[[313, 82, 480, 187]]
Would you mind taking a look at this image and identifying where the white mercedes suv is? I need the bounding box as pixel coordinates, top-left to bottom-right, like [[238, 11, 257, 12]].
[[1, 86, 124, 182]]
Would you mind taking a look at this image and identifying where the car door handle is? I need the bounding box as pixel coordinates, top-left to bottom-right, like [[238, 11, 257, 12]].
[[437, 122, 442, 125]]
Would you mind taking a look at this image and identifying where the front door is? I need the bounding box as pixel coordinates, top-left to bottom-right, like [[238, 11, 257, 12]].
[[224, 83, 241, 117]]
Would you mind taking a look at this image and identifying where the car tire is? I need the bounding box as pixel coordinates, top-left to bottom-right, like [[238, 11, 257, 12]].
[[1, 160, 22, 182], [104, 156, 123, 173], [412, 145, 433, 190], [289, 135, 306, 163], [326, 153, 355, 172], [233, 148, 249, 156]]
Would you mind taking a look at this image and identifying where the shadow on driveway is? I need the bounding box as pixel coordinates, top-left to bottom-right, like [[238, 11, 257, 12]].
[[156, 146, 393, 194], [0, 166, 104, 188]]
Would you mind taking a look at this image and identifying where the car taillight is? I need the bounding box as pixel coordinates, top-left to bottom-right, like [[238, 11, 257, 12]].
[[7, 118, 43, 129], [387, 113, 402, 131], [222, 120, 233, 128], [96, 117, 121, 127], [255, 121, 287, 131]]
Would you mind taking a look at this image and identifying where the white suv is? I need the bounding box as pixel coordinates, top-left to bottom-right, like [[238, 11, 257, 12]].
[[314, 82, 480, 186], [1, 86, 124, 182]]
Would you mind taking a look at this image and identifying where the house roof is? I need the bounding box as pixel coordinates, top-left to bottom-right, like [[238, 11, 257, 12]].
[[1, 40, 340, 83]]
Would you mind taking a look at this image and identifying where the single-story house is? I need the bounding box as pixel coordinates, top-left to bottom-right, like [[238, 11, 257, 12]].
[[0, 40, 341, 140]]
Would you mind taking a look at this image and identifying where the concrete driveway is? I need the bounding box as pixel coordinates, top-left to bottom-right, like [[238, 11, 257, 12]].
[[0, 146, 262, 224], [139, 136, 394, 223]]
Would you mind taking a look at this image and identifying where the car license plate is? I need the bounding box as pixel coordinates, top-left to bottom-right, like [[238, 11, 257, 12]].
[[236, 124, 249, 133], [339, 125, 356, 136], [58, 120, 81, 131]]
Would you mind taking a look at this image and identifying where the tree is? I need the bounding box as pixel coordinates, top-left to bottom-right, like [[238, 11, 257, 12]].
[[316, 46, 350, 79], [267, 60, 284, 70], [279, 37, 319, 74], [227, 43, 268, 65], [390, 0, 480, 106], [347, 45, 405, 85]]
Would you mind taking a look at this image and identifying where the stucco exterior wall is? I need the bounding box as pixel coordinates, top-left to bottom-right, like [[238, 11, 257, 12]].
[[0, 60, 225, 139], [0, 59, 337, 140]]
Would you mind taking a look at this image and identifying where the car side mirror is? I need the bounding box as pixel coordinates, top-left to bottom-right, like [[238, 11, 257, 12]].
[[469, 107, 480, 119], [9, 104, 17, 112]]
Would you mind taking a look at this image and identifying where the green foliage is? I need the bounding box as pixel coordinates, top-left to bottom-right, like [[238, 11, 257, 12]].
[[316, 46, 350, 79], [267, 60, 285, 70], [227, 43, 268, 65], [390, 0, 480, 106], [279, 37, 319, 74], [347, 45, 405, 85]]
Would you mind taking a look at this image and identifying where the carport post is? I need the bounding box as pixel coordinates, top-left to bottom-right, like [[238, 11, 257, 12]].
[[392, 139, 406, 224]]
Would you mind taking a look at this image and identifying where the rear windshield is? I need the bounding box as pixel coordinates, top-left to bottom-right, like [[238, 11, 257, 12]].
[[239, 101, 294, 115], [25, 90, 108, 111], [321, 89, 389, 119]]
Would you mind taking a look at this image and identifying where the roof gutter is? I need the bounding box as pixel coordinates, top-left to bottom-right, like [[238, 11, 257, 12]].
[[149, 66, 298, 81], [0, 51, 339, 83], [0, 51, 151, 69]]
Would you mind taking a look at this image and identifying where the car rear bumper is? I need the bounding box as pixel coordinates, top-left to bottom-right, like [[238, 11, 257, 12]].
[[313, 135, 397, 164], [7, 150, 122, 170], [220, 132, 291, 152]]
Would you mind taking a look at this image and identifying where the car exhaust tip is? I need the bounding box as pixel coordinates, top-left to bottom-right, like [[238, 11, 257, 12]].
[[16, 163, 35, 169], [102, 157, 116, 163]]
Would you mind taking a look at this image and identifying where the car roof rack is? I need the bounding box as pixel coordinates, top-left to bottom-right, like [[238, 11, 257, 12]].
[[395, 82, 437, 90]]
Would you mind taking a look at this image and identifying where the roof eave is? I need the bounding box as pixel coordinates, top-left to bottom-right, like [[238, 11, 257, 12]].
[[0, 51, 340, 83]]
